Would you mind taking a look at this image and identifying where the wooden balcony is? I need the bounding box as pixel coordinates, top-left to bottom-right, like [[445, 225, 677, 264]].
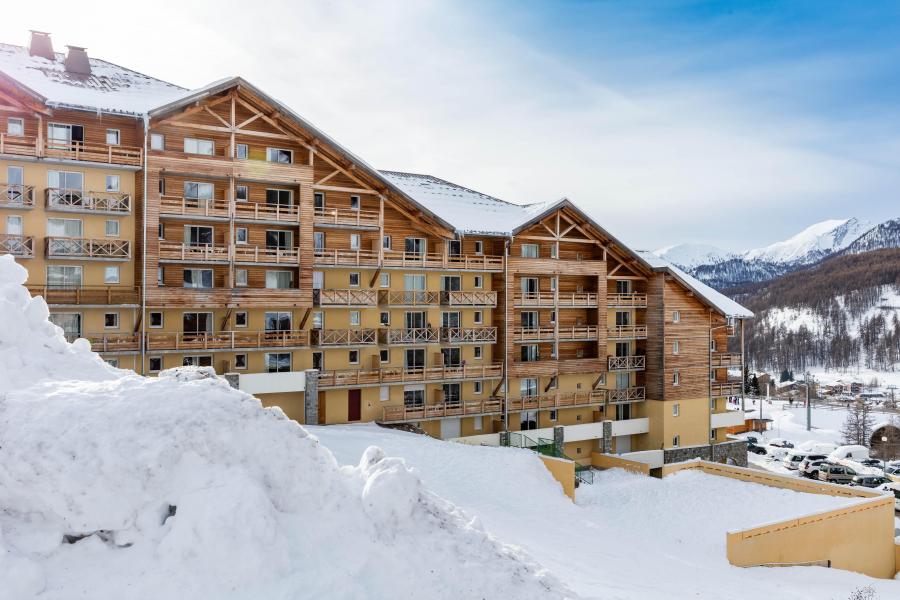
[[81, 332, 141, 353], [0, 134, 38, 157], [27, 285, 140, 305], [607, 325, 648, 340], [608, 293, 648, 308], [314, 289, 378, 306], [314, 206, 379, 229], [158, 242, 229, 263], [159, 195, 230, 220], [45, 140, 142, 166], [46, 188, 131, 214], [440, 327, 497, 343], [380, 327, 440, 345], [0, 234, 34, 258], [608, 387, 646, 404], [507, 357, 604, 377], [381, 398, 503, 423], [313, 248, 380, 267], [382, 252, 503, 272], [317, 363, 503, 388], [45, 238, 130, 261], [711, 380, 743, 397], [512, 325, 599, 342], [233, 244, 300, 265], [710, 352, 742, 368], [514, 291, 598, 308], [440, 290, 497, 307], [379, 290, 440, 306], [311, 328, 378, 346], [607, 355, 646, 371], [506, 390, 606, 412], [145, 330, 309, 351], [234, 201, 301, 223], [0, 184, 35, 208]]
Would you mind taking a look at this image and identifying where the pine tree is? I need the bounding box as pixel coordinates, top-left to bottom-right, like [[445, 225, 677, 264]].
[[780, 369, 790, 383], [750, 374, 760, 396], [743, 365, 751, 393], [841, 399, 875, 446]]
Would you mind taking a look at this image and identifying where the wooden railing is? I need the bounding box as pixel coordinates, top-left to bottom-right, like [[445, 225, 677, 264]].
[[506, 390, 606, 411], [514, 291, 599, 307], [44, 140, 142, 166], [160, 195, 230, 218], [381, 398, 503, 423], [711, 380, 743, 397], [314, 289, 378, 306], [0, 234, 34, 257], [81, 332, 141, 352], [233, 244, 300, 265], [145, 330, 309, 351], [440, 290, 497, 306], [608, 293, 648, 308], [27, 285, 140, 305], [46, 188, 131, 213], [440, 327, 497, 343], [607, 355, 646, 371], [382, 251, 504, 271], [158, 242, 229, 263], [0, 134, 38, 157], [313, 248, 380, 266], [46, 237, 130, 260], [318, 363, 503, 388], [0, 183, 35, 207], [608, 387, 646, 404], [512, 325, 599, 342], [314, 206, 380, 228], [711, 352, 742, 368], [311, 328, 378, 346], [379, 290, 440, 305], [380, 327, 440, 344], [607, 325, 648, 339], [234, 201, 300, 223]]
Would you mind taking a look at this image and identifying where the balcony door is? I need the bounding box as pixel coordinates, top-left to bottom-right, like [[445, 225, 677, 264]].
[[615, 311, 630, 326], [521, 277, 538, 297], [403, 387, 425, 408], [6, 166, 24, 203], [520, 378, 538, 398], [48, 171, 83, 205], [46, 265, 82, 289], [404, 348, 425, 369], [440, 347, 461, 367], [47, 123, 83, 149], [49, 313, 81, 342], [521, 311, 538, 329], [404, 237, 425, 256], [441, 312, 460, 328], [616, 372, 631, 389], [520, 410, 538, 431], [266, 230, 292, 250], [446, 240, 461, 257], [440, 276, 461, 291], [405, 311, 426, 330], [183, 312, 213, 337], [184, 225, 213, 246], [615, 342, 630, 357], [403, 274, 426, 304], [265, 189, 292, 206], [265, 312, 292, 332], [616, 280, 630, 294], [442, 383, 461, 405]]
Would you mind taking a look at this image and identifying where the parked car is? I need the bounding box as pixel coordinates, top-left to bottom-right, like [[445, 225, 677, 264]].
[[881, 483, 900, 511], [859, 458, 885, 468], [828, 445, 870, 462], [745, 435, 760, 445], [798, 455, 829, 478], [748, 442, 767, 455], [818, 463, 858, 485], [768, 438, 794, 449], [783, 451, 809, 470], [849, 475, 892, 488]]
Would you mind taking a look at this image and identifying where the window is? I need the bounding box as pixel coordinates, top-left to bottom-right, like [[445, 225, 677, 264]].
[[157, 267, 164, 286], [236, 185, 249, 201], [47, 217, 82, 238], [104, 312, 119, 328], [673, 340, 680, 355], [673, 371, 680, 387], [312, 271, 324, 290], [672, 403, 680, 417], [314, 231, 325, 250], [447, 240, 461, 257], [521, 243, 539, 258], [710, 369, 717, 381], [7, 117, 24, 136], [404, 237, 425, 256], [710, 339, 717, 352], [314, 192, 325, 209], [265, 353, 292, 373], [49, 313, 81, 341], [158, 223, 165, 240], [184, 182, 214, 201], [264, 230, 290, 255], [149, 312, 163, 328], [349, 272, 360, 287], [473, 310, 483, 325], [312, 352, 324, 370], [184, 138, 214, 155], [47, 123, 83, 146], [550, 244, 558, 259], [236, 228, 248, 244], [266, 189, 292, 206], [104, 266, 120, 284], [266, 148, 292, 164], [47, 265, 82, 288], [350, 195, 360, 210], [673, 435, 680, 448], [380, 311, 390, 326], [349, 350, 359, 364], [159, 178, 166, 195], [380, 349, 390, 363], [48, 170, 84, 201], [474, 276, 483, 289], [105, 175, 120, 192], [235, 312, 248, 328], [235, 354, 248, 370], [265, 312, 292, 332], [349, 311, 360, 326], [473, 345, 482, 360], [350, 234, 361, 250], [473, 380, 483, 395], [673, 310, 681, 323], [404, 388, 425, 407], [183, 269, 213, 288], [105, 220, 119, 238], [549, 409, 557, 422], [379, 386, 389, 402], [6, 215, 23, 235], [473, 417, 482, 431], [150, 133, 165, 150], [6, 166, 24, 202], [474, 240, 483, 255], [549, 310, 556, 324], [404, 348, 425, 369], [312, 311, 323, 329], [710, 397, 717, 410], [615, 311, 630, 326], [616, 280, 630, 294], [382, 235, 392, 250], [106, 129, 120, 145], [235, 144, 249, 160], [380, 272, 390, 288], [183, 355, 213, 368], [521, 345, 539, 362], [148, 357, 162, 372], [235, 269, 248, 287], [265, 271, 292, 289]]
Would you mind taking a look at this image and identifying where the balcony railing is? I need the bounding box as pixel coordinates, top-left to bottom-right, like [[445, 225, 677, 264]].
[[314, 206, 380, 228], [0, 134, 38, 157], [44, 140, 142, 166], [711, 380, 743, 397], [0, 183, 35, 208], [160, 195, 230, 219], [81, 332, 141, 352], [512, 325, 599, 342], [311, 328, 378, 346], [380, 327, 440, 344], [46, 188, 131, 214], [607, 325, 648, 339], [506, 390, 606, 411], [710, 352, 742, 368], [608, 293, 648, 308], [233, 244, 300, 265], [314, 289, 378, 306], [440, 327, 497, 343], [158, 242, 229, 263], [379, 291, 440, 306], [608, 387, 646, 404], [27, 285, 140, 305], [46, 237, 130, 260], [440, 290, 497, 307], [0, 234, 34, 257], [382, 251, 503, 271], [145, 330, 309, 351], [381, 398, 503, 423], [234, 201, 300, 223], [514, 292, 598, 307], [313, 248, 380, 267], [607, 355, 646, 371], [317, 363, 503, 388]]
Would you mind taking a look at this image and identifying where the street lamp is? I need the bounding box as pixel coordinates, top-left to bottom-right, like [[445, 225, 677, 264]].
[[796, 372, 814, 431]]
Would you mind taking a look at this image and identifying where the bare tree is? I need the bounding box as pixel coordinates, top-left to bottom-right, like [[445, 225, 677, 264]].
[[841, 399, 876, 446]]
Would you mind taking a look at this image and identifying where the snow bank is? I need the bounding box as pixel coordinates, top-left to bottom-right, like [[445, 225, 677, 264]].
[[0, 256, 569, 600]]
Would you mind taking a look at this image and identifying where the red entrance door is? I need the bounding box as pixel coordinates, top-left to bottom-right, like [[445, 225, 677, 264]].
[[348, 389, 361, 422]]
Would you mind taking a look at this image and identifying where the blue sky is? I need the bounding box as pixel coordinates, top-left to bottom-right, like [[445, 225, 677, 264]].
[[6, 0, 900, 251]]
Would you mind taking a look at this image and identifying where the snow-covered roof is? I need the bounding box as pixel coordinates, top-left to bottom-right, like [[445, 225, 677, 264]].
[[638, 250, 754, 319], [0, 42, 187, 116]]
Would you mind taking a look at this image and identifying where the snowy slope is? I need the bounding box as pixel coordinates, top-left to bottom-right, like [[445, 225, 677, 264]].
[[841, 218, 900, 255], [653, 243, 734, 270], [0, 255, 569, 600], [743, 218, 871, 264]]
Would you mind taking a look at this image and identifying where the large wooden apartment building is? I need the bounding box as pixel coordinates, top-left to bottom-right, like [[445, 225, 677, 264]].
[[0, 32, 752, 464]]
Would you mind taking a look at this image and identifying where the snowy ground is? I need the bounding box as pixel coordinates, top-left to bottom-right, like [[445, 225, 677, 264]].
[[311, 424, 900, 600]]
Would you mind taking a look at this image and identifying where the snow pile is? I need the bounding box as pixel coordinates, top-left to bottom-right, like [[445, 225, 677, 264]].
[[0, 256, 569, 600]]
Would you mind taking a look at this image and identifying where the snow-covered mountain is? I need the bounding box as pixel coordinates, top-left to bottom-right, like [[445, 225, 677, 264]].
[[651, 243, 735, 270], [742, 218, 871, 264], [840, 218, 900, 256]]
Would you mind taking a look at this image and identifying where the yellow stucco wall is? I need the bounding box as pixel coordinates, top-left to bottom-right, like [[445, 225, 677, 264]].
[[539, 455, 575, 500]]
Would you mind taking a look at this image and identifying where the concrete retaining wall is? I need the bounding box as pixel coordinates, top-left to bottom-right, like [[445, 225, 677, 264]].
[[591, 452, 651, 475]]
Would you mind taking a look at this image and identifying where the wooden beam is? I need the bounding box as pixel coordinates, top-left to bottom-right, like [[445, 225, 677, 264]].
[[298, 308, 312, 330], [313, 184, 379, 195], [204, 106, 231, 128], [315, 169, 341, 186]]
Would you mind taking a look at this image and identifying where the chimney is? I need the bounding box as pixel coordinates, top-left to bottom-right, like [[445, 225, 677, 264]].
[[64, 45, 91, 76], [28, 30, 55, 60]]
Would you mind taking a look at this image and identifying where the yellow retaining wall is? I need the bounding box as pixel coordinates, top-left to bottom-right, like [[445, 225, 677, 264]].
[[591, 452, 651, 476], [539, 455, 575, 501]]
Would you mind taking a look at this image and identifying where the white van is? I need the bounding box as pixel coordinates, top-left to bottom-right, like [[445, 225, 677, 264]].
[[828, 445, 870, 462], [783, 450, 809, 470]]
